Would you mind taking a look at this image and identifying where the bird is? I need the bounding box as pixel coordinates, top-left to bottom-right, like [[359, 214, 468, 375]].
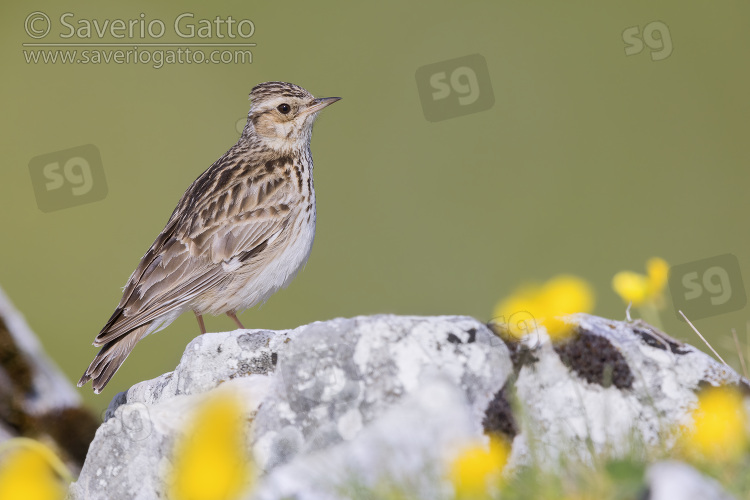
[[78, 81, 340, 393]]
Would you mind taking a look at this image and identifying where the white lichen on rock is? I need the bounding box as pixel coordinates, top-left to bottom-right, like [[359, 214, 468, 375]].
[[68, 314, 747, 500]]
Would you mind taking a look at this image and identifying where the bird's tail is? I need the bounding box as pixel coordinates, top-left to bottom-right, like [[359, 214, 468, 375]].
[[77, 323, 151, 394]]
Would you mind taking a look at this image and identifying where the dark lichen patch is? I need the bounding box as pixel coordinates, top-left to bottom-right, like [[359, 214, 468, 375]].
[[635, 328, 668, 351], [554, 328, 634, 389], [482, 382, 518, 442], [0, 317, 34, 392], [230, 351, 277, 378], [0, 393, 35, 435], [486, 321, 539, 373], [0, 317, 100, 468], [39, 407, 99, 467], [633, 326, 689, 355], [447, 333, 462, 344], [0, 316, 38, 437], [466, 328, 477, 343], [0, 401, 99, 468], [509, 346, 540, 373]]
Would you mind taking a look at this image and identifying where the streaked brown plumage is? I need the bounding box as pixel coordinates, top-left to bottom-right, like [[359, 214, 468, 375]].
[[78, 82, 340, 393]]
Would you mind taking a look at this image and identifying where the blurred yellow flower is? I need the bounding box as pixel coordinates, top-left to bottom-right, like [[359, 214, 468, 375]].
[[449, 437, 509, 499], [612, 257, 668, 308], [169, 393, 254, 500], [0, 439, 68, 500], [492, 275, 595, 340], [682, 386, 747, 462]]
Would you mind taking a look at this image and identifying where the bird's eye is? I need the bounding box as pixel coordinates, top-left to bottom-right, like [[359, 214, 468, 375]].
[[277, 103, 291, 114]]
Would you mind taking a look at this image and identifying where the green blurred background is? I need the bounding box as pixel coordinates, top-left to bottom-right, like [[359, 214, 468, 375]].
[[2, 1, 749, 414]]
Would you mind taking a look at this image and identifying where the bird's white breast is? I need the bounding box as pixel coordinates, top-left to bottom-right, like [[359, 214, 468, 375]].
[[201, 206, 316, 316]]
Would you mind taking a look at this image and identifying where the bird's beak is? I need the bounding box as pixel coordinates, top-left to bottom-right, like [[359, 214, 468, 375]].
[[302, 96, 342, 116]]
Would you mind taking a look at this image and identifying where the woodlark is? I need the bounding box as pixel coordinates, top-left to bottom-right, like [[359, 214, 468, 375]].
[[78, 81, 340, 393]]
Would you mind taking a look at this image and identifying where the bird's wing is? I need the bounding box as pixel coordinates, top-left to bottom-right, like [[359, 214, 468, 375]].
[[94, 155, 298, 345]]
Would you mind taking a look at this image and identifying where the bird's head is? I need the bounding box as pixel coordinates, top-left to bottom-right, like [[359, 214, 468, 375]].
[[242, 81, 340, 150]]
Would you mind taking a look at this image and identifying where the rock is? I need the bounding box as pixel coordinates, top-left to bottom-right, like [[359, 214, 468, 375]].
[[255, 378, 476, 500], [72, 315, 508, 500], [0, 284, 98, 468], [646, 461, 736, 500], [0, 285, 80, 413], [69, 314, 748, 499], [250, 316, 509, 470], [507, 314, 746, 467], [68, 376, 271, 500]]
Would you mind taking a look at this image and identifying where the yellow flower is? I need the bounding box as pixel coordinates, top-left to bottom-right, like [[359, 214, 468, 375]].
[[0, 439, 68, 500], [169, 393, 254, 500], [612, 257, 668, 308], [449, 437, 509, 498], [492, 275, 595, 340], [682, 386, 747, 462], [646, 257, 669, 298]]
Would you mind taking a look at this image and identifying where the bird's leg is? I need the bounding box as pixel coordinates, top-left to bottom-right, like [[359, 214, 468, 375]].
[[227, 311, 245, 330], [194, 311, 206, 334]]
